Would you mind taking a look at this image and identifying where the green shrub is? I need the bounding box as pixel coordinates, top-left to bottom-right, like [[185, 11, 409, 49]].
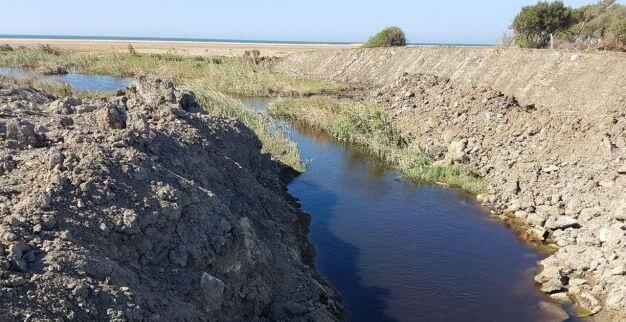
[[612, 19, 626, 45], [270, 97, 485, 193], [363, 26, 407, 48], [511, 1, 576, 48]]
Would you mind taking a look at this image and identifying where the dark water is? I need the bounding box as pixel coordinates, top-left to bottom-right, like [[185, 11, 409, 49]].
[[0, 66, 130, 92], [0, 67, 566, 320], [240, 98, 572, 322]]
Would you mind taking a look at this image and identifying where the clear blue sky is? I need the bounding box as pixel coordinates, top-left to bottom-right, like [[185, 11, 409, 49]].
[[0, 0, 620, 44]]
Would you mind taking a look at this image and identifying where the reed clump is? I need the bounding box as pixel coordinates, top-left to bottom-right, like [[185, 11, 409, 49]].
[[270, 97, 484, 193]]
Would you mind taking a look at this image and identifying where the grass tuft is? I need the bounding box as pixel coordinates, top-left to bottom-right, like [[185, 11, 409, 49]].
[[187, 83, 304, 172], [270, 97, 485, 193]]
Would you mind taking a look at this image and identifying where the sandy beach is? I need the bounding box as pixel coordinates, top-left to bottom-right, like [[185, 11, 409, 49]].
[[0, 37, 357, 57]]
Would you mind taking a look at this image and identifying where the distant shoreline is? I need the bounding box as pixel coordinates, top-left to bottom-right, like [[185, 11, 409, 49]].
[[0, 35, 493, 57], [0, 34, 494, 47]]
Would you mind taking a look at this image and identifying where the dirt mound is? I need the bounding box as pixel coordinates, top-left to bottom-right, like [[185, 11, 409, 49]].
[[372, 72, 626, 320], [0, 77, 344, 321], [274, 46, 626, 320]]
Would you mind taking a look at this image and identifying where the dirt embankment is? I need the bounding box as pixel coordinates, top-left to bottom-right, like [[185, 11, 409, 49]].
[[274, 47, 626, 320], [0, 77, 344, 321]]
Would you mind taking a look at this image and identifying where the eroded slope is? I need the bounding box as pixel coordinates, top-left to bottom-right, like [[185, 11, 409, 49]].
[[0, 77, 344, 321]]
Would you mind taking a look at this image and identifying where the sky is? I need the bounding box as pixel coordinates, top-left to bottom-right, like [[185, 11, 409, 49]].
[[0, 0, 620, 44]]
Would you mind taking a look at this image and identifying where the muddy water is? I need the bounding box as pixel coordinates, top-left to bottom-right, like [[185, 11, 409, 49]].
[[240, 98, 574, 322], [0, 66, 131, 92]]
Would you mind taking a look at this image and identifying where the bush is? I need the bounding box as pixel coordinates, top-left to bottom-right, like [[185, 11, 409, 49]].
[[511, 1, 576, 48], [363, 26, 407, 48], [612, 19, 626, 45], [243, 49, 261, 64], [38, 44, 61, 56], [0, 44, 13, 52], [128, 44, 139, 56]]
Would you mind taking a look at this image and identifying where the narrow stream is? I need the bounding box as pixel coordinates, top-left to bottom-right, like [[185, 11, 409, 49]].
[[0, 69, 572, 321], [241, 98, 572, 322]]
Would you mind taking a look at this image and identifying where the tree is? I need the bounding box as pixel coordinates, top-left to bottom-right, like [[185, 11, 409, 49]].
[[363, 27, 407, 48], [511, 1, 576, 48]]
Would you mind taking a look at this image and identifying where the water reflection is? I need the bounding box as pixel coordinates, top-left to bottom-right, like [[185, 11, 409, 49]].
[[0, 66, 130, 92]]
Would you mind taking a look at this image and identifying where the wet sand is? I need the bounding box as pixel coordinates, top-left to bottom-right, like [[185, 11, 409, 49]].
[[0, 37, 358, 57]]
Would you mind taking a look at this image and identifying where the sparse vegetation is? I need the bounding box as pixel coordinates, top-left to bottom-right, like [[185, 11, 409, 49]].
[[38, 44, 61, 56], [0, 44, 13, 52], [363, 26, 407, 48], [0, 47, 315, 171], [187, 84, 304, 171], [611, 19, 626, 44], [511, 0, 626, 50], [0, 47, 342, 97], [0, 75, 73, 97], [243, 49, 261, 64], [270, 97, 484, 193], [127, 44, 139, 56]]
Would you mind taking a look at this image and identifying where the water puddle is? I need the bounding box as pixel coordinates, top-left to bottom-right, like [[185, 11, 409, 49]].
[[0, 66, 131, 92]]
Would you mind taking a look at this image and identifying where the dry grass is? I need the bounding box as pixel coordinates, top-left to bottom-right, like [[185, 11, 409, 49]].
[[270, 97, 485, 193], [188, 84, 304, 172], [0, 47, 343, 97], [0, 48, 309, 172]]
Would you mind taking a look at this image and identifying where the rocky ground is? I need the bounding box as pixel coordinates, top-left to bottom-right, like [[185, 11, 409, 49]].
[[274, 47, 626, 320], [368, 73, 626, 320], [0, 77, 344, 321]]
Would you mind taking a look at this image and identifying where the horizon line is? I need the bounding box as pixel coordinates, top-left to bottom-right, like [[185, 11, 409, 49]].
[[0, 34, 496, 47]]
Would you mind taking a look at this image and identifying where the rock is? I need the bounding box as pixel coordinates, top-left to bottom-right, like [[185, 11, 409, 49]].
[[545, 216, 579, 230], [96, 105, 125, 129], [59, 116, 74, 127], [48, 149, 64, 170], [612, 264, 626, 276], [542, 165, 560, 173], [535, 266, 566, 293], [536, 301, 569, 321], [128, 112, 150, 135], [607, 283, 626, 310], [447, 139, 468, 163], [574, 292, 602, 317], [5, 119, 44, 148], [614, 199, 626, 221], [549, 292, 571, 303], [199, 272, 225, 311], [8, 241, 30, 261]]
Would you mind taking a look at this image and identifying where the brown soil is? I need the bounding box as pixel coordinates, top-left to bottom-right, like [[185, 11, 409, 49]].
[[274, 47, 626, 321], [0, 77, 344, 321]]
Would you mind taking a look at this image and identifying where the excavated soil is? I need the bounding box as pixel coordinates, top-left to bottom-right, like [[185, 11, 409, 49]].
[[274, 47, 626, 320], [0, 77, 344, 321]]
